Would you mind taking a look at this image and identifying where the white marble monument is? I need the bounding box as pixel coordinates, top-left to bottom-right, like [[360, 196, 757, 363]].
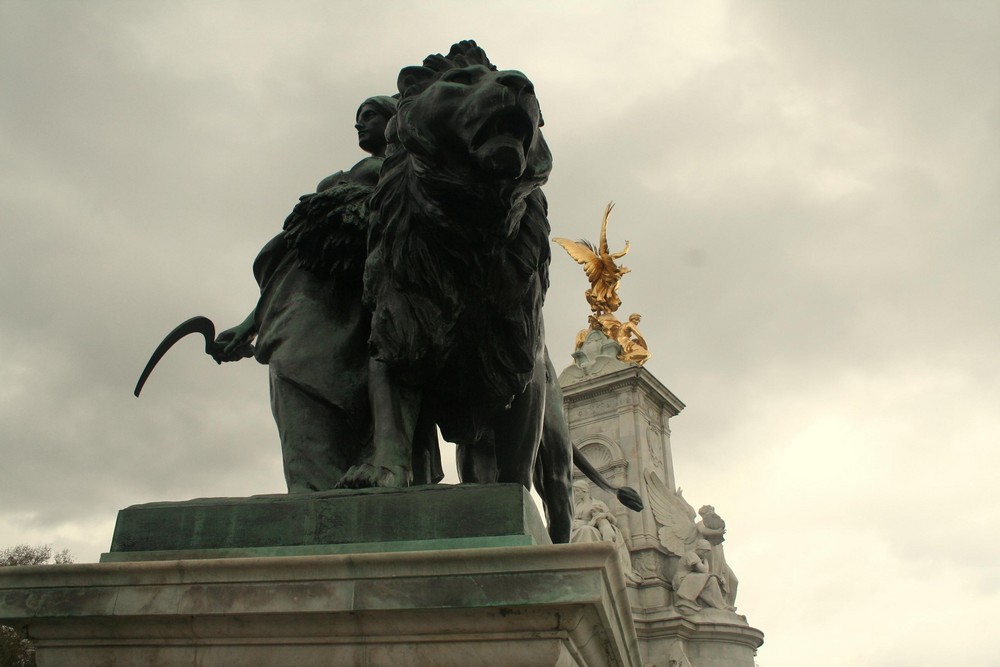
[[560, 342, 764, 667]]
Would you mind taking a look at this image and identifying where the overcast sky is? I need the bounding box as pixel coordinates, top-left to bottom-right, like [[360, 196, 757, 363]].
[[2, 2, 998, 665]]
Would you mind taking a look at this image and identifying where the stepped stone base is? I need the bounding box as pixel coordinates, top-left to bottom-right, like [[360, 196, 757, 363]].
[[627, 558, 764, 666], [634, 607, 765, 667], [0, 485, 640, 666]]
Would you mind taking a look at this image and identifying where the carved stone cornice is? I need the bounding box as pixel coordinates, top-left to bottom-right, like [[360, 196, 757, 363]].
[[633, 611, 765, 649], [561, 366, 685, 417]]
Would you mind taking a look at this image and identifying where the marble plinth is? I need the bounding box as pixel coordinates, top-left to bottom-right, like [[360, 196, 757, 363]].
[[633, 603, 764, 667], [0, 542, 640, 667]]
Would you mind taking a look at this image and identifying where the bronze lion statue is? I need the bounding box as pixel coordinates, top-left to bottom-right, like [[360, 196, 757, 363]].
[[338, 42, 640, 542]]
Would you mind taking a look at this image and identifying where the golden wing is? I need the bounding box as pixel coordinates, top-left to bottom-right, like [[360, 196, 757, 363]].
[[598, 201, 615, 258], [552, 237, 602, 284]]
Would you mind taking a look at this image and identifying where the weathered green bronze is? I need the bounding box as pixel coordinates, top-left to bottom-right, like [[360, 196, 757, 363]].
[[133, 316, 252, 397], [103, 484, 550, 562], [135, 41, 641, 544]]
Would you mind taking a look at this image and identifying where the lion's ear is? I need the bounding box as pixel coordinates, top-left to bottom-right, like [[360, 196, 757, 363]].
[[397, 66, 436, 98]]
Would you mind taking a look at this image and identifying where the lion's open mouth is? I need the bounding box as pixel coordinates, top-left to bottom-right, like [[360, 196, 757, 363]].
[[470, 107, 535, 154], [470, 107, 536, 177]]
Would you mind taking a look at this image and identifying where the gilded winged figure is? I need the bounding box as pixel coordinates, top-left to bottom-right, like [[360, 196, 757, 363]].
[[553, 202, 630, 315]]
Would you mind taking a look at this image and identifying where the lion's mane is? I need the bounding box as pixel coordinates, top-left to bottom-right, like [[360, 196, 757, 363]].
[[363, 41, 553, 445]]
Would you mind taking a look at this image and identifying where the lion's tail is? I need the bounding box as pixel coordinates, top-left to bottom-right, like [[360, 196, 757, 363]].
[[573, 444, 645, 512]]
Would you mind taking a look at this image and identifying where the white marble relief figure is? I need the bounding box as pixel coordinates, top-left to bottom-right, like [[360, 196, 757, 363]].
[[645, 470, 739, 612], [672, 539, 736, 613], [570, 480, 641, 583], [696, 504, 739, 607]]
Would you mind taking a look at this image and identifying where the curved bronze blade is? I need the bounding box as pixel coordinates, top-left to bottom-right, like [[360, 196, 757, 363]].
[[134, 316, 217, 397]]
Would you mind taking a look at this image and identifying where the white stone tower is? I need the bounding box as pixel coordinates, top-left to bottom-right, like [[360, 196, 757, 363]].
[[559, 330, 764, 667]]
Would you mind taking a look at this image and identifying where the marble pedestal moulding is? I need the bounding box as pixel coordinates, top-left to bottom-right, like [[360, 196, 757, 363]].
[[0, 542, 640, 667], [0, 485, 641, 666]]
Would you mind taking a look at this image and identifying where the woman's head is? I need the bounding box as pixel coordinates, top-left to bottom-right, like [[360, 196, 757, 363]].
[[355, 95, 397, 156]]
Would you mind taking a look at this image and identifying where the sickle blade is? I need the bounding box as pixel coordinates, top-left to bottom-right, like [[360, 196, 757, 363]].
[[134, 316, 217, 397]]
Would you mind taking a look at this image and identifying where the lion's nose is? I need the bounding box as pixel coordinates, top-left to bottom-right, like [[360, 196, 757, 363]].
[[497, 71, 535, 96]]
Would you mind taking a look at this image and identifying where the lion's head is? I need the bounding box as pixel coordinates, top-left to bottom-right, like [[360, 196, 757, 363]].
[[390, 41, 552, 194]]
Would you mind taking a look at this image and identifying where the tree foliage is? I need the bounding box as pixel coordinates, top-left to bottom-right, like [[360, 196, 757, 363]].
[[0, 625, 35, 667], [0, 545, 73, 567], [1, 545, 72, 667]]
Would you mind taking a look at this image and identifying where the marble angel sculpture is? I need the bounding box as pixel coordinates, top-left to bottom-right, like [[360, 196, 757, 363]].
[[645, 470, 737, 612]]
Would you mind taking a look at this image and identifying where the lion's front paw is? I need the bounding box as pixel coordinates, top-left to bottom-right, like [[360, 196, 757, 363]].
[[336, 463, 412, 489]]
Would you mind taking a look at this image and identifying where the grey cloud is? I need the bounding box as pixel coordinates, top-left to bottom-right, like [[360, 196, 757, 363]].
[[2, 4, 998, 665]]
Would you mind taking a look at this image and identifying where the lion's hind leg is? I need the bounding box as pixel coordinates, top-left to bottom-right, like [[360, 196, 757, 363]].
[[457, 437, 498, 484], [534, 352, 573, 543]]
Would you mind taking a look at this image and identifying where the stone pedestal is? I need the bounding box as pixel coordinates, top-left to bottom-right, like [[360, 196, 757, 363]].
[[560, 364, 685, 547], [103, 483, 551, 561], [634, 607, 765, 667], [0, 485, 641, 666], [0, 544, 638, 667]]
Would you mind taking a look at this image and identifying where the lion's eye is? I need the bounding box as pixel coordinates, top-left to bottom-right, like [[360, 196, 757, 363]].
[[440, 69, 473, 85]]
